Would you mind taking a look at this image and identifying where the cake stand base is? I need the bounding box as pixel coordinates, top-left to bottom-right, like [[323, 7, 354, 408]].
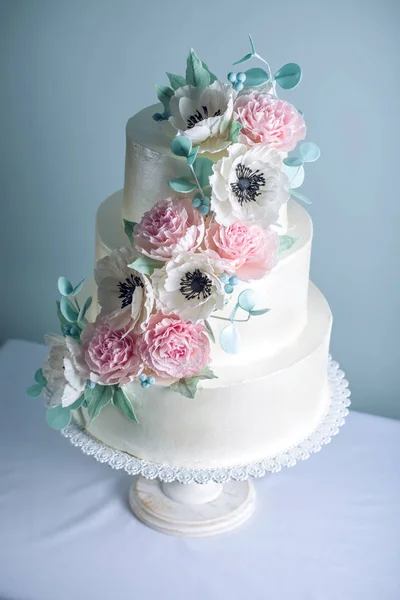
[[128, 476, 256, 537]]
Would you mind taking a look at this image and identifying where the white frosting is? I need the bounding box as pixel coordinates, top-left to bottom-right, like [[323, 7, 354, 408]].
[[79, 283, 332, 469], [123, 105, 288, 231], [95, 191, 311, 368]]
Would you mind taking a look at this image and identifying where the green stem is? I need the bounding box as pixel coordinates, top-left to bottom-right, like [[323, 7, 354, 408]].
[[189, 164, 204, 198], [209, 314, 251, 323]]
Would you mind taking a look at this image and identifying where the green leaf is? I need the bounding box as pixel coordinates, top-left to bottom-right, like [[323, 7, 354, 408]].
[[249, 308, 270, 316], [186, 49, 211, 88], [228, 120, 242, 143], [187, 146, 200, 166], [57, 276, 73, 296], [170, 366, 217, 398], [197, 366, 217, 380], [46, 405, 72, 430], [233, 52, 253, 66], [128, 256, 163, 276], [156, 84, 174, 113], [78, 296, 92, 322], [238, 289, 256, 312], [72, 279, 85, 296], [68, 395, 85, 410], [279, 235, 299, 253], [243, 67, 270, 87], [170, 135, 192, 157], [299, 141, 321, 163], [201, 61, 217, 83], [168, 178, 197, 193], [26, 383, 43, 398], [56, 300, 69, 330], [60, 296, 79, 323], [290, 189, 312, 204], [248, 33, 256, 55], [123, 219, 137, 247], [204, 319, 216, 344], [283, 157, 303, 167], [112, 387, 139, 423], [166, 72, 186, 90], [34, 368, 47, 386], [85, 384, 114, 423], [274, 63, 302, 90], [193, 157, 213, 188]]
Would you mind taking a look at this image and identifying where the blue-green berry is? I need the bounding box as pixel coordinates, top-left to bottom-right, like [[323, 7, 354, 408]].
[[152, 112, 164, 122], [69, 326, 79, 337], [62, 324, 71, 336], [139, 373, 147, 383], [199, 204, 210, 216], [220, 273, 230, 283], [141, 380, 151, 389], [229, 276, 239, 286], [87, 380, 96, 389], [202, 196, 210, 206], [224, 284, 234, 294], [234, 82, 244, 92], [192, 197, 202, 208], [228, 72, 237, 84], [148, 376, 155, 385], [237, 72, 247, 83]]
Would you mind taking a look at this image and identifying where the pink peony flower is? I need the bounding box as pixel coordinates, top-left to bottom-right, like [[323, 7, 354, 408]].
[[204, 221, 279, 280], [134, 198, 204, 261], [81, 319, 143, 386], [234, 92, 306, 151], [139, 312, 210, 380]]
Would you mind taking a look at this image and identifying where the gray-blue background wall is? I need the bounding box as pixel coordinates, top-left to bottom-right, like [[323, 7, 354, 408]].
[[1, 0, 399, 418]]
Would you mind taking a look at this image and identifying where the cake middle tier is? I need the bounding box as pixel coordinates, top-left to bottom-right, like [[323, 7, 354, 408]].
[[95, 191, 312, 368]]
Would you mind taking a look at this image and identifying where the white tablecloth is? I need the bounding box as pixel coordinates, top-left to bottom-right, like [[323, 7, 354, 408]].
[[0, 339, 399, 600]]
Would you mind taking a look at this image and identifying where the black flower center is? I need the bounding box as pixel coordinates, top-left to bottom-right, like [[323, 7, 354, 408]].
[[230, 163, 266, 206], [180, 269, 212, 301], [117, 274, 144, 309], [187, 106, 222, 129]]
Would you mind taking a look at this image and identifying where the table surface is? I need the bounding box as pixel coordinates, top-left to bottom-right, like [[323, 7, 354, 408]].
[[0, 339, 399, 600]]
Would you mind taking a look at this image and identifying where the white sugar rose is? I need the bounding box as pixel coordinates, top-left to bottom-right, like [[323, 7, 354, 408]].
[[43, 334, 87, 408], [169, 81, 236, 154], [210, 143, 289, 227], [151, 253, 225, 323], [95, 247, 154, 333]]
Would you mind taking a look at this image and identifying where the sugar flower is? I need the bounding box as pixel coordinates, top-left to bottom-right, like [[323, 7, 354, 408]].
[[151, 252, 225, 322], [169, 81, 236, 153], [234, 92, 306, 151], [139, 312, 210, 380], [95, 247, 154, 333], [43, 334, 87, 408], [134, 197, 204, 261], [210, 143, 289, 227]]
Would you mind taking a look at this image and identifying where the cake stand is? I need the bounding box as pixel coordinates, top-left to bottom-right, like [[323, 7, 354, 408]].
[[61, 357, 350, 537]]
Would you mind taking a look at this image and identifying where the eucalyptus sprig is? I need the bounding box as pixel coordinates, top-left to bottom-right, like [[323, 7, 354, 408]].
[[283, 141, 321, 205], [56, 276, 92, 338]]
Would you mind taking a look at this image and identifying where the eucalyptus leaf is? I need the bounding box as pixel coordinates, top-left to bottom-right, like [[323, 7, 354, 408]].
[[274, 63, 302, 90], [228, 120, 242, 143], [220, 323, 240, 354], [112, 387, 139, 423], [34, 368, 47, 386], [170, 135, 192, 157], [72, 279, 85, 296], [193, 157, 213, 188], [279, 235, 299, 253], [26, 383, 43, 398], [186, 49, 211, 88], [156, 84, 174, 113], [85, 384, 114, 423], [56, 300, 69, 330], [123, 219, 137, 246], [233, 52, 253, 66], [283, 156, 303, 167], [166, 72, 186, 90], [60, 296, 79, 323], [128, 256, 163, 276], [170, 378, 199, 399], [248, 34, 256, 55], [299, 141, 321, 163], [282, 163, 305, 189], [290, 189, 312, 204], [197, 366, 217, 380], [46, 405, 72, 430], [68, 395, 85, 410], [168, 178, 197, 193], [78, 296, 92, 323], [238, 289, 256, 312], [244, 67, 270, 87], [204, 319, 216, 343], [57, 276, 73, 297], [201, 61, 217, 83], [249, 308, 270, 316], [187, 146, 199, 166]]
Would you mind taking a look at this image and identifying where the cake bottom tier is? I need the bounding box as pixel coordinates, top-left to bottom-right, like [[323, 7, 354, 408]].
[[76, 283, 332, 469]]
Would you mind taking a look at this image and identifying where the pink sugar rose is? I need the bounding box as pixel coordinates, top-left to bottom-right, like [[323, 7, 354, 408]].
[[134, 197, 204, 261], [139, 312, 210, 380], [204, 221, 279, 281], [81, 319, 143, 386], [234, 92, 306, 151]]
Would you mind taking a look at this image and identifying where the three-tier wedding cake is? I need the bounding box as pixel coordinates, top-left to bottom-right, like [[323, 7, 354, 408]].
[[28, 38, 331, 473]]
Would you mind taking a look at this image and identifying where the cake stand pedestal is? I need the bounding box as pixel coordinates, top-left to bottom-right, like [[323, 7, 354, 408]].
[[61, 357, 350, 537], [128, 477, 255, 537]]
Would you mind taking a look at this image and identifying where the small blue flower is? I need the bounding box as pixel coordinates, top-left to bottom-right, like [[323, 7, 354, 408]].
[[220, 273, 230, 283], [229, 276, 239, 286], [237, 72, 247, 83], [139, 373, 147, 383], [228, 72, 237, 84], [224, 284, 234, 294], [192, 197, 201, 208]]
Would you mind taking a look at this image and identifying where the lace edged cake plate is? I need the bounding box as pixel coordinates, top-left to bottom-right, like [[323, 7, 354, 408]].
[[60, 357, 350, 484]]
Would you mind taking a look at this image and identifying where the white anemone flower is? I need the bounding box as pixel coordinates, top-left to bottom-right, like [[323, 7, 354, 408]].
[[42, 334, 87, 408], [95, 247, 154, 333], [210, 143, 289, 227], [151, 253, 225, 323], [169, 81, 236, 154]]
